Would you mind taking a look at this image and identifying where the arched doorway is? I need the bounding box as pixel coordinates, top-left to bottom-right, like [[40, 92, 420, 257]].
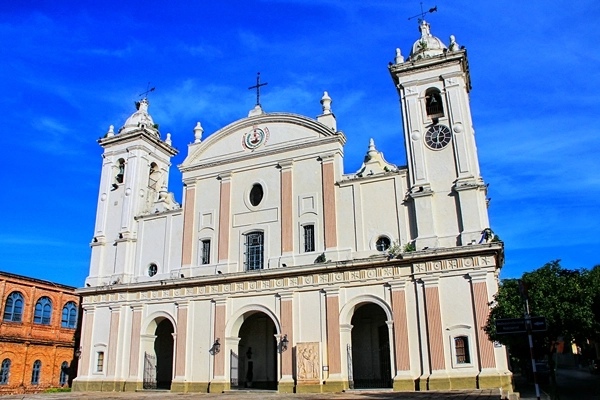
[[154, 318, 174, 389], [350, 303, 392, 389], [236, 312, 277, 390]]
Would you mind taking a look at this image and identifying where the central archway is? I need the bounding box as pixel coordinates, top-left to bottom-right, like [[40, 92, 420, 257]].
[[350, 303, 392, 389], [154, 318, 174, 389], [236, 312, 278, 390]]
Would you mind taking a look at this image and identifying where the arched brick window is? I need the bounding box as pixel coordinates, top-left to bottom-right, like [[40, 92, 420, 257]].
[[3, 292, 24, 322], [59, 361, 69, 385], [0, 359, 10, 385], [34, 297, 52, 325], [31, 360, 41, 385], [61, 302, 77, 328]]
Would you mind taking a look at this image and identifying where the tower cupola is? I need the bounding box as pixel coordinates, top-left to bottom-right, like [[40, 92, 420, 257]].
[[408, 20, 447, 61], [119, 98, 159, 137]]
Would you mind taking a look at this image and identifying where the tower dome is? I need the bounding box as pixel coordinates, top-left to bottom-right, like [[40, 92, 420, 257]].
[[408, 20, 447, 61], [119, 98, 159, 137]]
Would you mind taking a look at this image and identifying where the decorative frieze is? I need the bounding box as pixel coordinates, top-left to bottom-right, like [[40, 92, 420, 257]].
[[412, 255, 494, 274], [83, 255, 495, 305]]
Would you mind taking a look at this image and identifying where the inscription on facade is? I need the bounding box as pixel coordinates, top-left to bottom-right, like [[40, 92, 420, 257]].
[[412, 256, 493, 274]]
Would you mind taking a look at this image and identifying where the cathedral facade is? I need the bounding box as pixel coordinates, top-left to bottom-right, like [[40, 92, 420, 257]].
[[74, 21, 512, 393]]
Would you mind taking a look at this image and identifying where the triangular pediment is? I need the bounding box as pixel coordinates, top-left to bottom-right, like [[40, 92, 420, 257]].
[[181, 112, 341, 170]]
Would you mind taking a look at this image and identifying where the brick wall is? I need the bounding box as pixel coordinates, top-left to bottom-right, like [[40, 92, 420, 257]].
[[0, 272, 81, 394]]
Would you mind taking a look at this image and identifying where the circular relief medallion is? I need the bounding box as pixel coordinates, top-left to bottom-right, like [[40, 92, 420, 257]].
[[425, 124, 452, 150], [243, 126, 270, 150]]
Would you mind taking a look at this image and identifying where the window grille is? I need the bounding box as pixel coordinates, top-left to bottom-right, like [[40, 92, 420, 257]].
[[97, 352, 104, 372], [304, 225, 315, 252], [61, 302, 78, 328], [245, 232, 264, 271], [0, 359, 10, 385], [31, 360, 41, 385], [2, 292, 23, 322], [201, 240, 211, 264], [34, 297, 52, 325], [455, 336, 470, 364], [376, 237, 391, 251]]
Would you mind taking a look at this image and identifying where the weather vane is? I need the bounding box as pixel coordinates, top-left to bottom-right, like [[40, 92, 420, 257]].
[[248, 72, 268, 107], [408, 2, 437, 23], [138, 82, 156, 98]]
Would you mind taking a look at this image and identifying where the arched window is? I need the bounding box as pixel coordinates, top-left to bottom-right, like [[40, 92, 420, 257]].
[[376, 236, 391, 251], [115, 158, 125, 184], [59, 361, 69, 386], [31, 360, 41, 385], [245, 231, 264, 270], [61, 302, 78, 329], [34, 297, 52, 325], [3, 292, 24, 322], [425, 88, 444, 117], [0, 359, 10, 385], [454, 336, 470, 364], [148, 162, 160, 190]]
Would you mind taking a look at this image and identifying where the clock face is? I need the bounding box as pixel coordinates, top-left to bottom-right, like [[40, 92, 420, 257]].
[[425, 125, 452, 150]]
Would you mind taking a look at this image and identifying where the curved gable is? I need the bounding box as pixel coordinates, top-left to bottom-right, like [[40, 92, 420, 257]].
[[181, 113, 341, 170]]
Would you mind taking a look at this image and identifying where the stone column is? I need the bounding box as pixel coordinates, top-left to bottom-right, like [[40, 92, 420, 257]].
[[127, 305, 143, 388], [390, 281, 414, 390], [321, 155, 337, 250], [75, 308, 94, 386], [278, 291, 294, 392], [323, 287, 344, 391], [279, 162, 294, 255], [210, 298, 228, 392], [421, 276, 450, 390], [106, 307, 121, 379], [181, 184, 196, 266], [217, 174, 232, 264], [467, 270, 505, 389], [172, 302, 189, 391]]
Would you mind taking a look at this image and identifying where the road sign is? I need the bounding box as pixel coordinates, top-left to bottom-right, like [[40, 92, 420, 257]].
[[495, 316, 547, 334], [530, 316, 547, 332], [495, 318, 527, 334]]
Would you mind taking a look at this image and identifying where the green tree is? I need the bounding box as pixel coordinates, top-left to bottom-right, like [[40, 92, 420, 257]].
[[485, 260, 596, 396]]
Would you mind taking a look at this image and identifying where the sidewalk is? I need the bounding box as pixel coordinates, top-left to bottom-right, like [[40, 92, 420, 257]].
[[0, 388, 503, 400]]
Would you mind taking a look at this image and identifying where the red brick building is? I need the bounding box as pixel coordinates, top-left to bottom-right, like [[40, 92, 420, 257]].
[[0, 271, 80, 394]]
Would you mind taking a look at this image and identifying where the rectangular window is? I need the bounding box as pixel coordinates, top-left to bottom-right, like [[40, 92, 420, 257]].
[[201, 240, 211, 265], [303, 225, 315, 252], [455, 336, 470, 364], [245, 232, 264, 271], [96, 352, 104, 372]]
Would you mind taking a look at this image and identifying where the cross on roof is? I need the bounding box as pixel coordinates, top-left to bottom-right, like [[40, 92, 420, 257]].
[[139, 82, 156, 98], [248, 72, 268, 107], [408, 2, 437, 23]]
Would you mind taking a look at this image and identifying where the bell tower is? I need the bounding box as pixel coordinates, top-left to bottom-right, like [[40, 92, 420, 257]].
[[86, 99, 178, 287], [389, 21, 489, 249]]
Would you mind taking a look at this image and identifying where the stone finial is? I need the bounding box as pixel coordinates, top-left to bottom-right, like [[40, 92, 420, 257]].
[[107, 125, 115, 137], [165, 133, 172, 146], [449, 35, 459, 51], [367, 138, 377, 159], [138, 98, 149, 113], [320, 91, 332, 115], [194, 122, 203, 143], [395, 48, 404, 64]]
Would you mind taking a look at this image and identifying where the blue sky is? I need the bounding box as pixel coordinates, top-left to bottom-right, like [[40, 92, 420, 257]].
[[1, 1, 598, 287]]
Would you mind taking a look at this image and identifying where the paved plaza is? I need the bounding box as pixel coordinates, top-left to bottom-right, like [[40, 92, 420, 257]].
[[0, 389, 504, 400]]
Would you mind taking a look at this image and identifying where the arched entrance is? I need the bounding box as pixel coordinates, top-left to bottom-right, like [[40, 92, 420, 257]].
[[350, 303, 392, 389], [236, 312, 278, 390], [153, 318, 174, 389]]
